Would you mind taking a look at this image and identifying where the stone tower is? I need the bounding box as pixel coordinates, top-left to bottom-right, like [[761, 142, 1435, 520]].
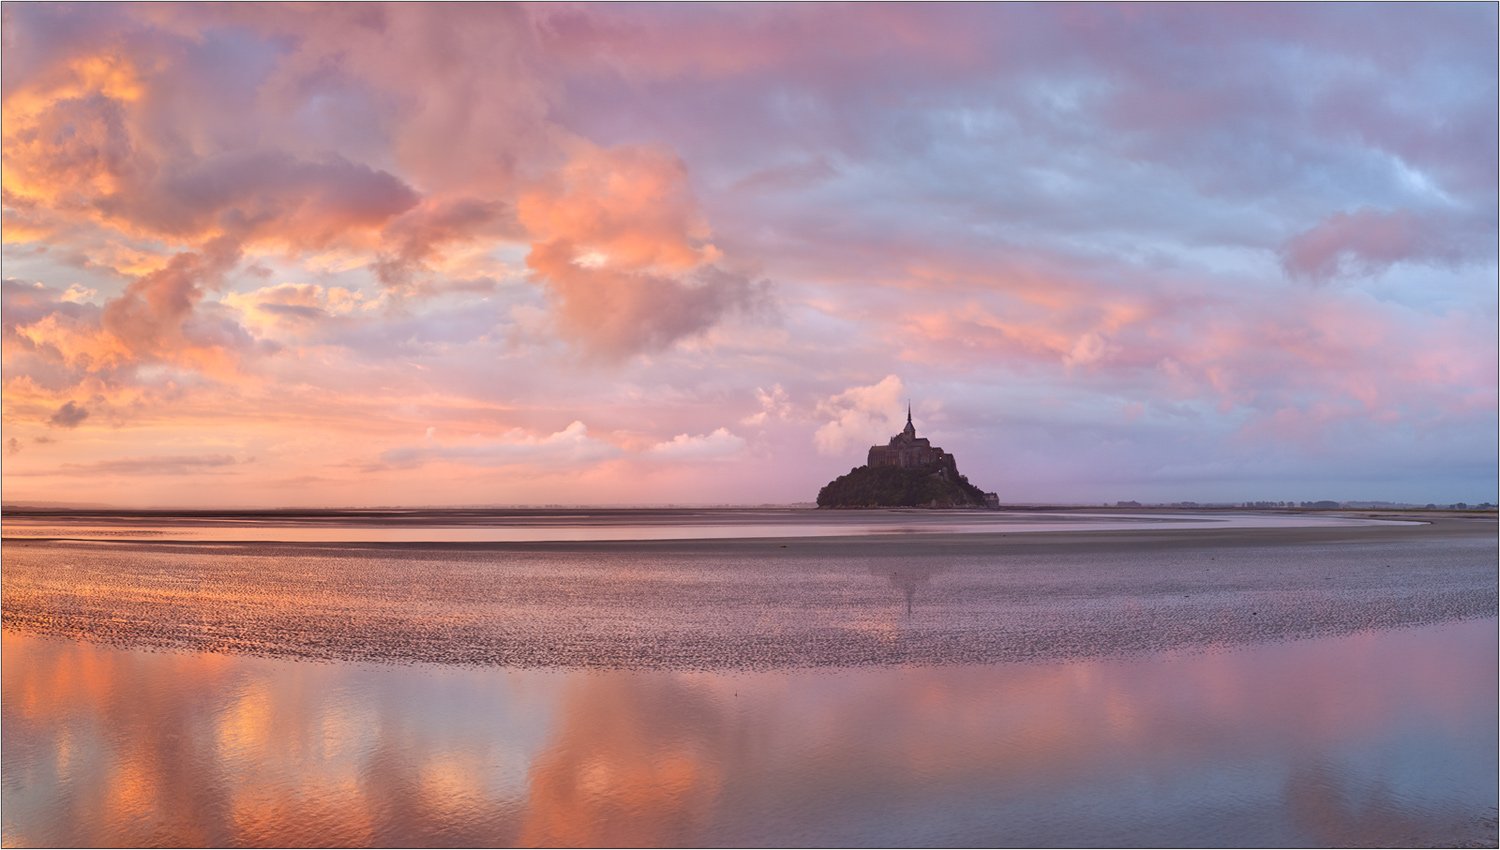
[[867, 405, 946, 469]]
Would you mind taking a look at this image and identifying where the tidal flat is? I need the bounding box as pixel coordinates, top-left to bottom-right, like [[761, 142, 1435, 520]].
[[2, 510, 1496, 846]]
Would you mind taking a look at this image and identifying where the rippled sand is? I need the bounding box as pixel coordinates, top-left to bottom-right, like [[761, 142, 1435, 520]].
[[3, 515, 1493, 669]]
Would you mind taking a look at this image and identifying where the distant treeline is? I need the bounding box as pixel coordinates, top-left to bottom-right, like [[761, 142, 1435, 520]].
[[1112, 500, 1495, 510]]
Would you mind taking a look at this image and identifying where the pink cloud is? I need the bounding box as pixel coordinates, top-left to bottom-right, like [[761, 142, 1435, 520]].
[[814, 375, 905, 456], [1281, 209, 1462, 283], [376, 421, 620, 471], [373, 198, 516, 289], [98, 238, 255, 371], [647, 428, 747, 461], [533, 5, 990, 80]]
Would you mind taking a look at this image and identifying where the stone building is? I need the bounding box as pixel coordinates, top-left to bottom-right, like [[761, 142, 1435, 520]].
[[863, 405, 1001, 508], [867, 405, 952, 470]]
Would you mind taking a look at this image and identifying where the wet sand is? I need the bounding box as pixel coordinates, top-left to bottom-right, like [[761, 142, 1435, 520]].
[[0, 506, 1426, 544], [3, 513, 1493, 669]]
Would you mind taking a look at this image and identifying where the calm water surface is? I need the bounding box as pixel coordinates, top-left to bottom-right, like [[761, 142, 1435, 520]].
[[3, 620, 1495, 847]]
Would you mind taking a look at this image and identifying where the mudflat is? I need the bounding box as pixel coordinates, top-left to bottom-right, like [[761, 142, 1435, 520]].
[[3, 512, 1493, 669]]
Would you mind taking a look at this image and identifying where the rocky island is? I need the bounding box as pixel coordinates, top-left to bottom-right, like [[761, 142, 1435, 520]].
[[817, 407, 999, 508]]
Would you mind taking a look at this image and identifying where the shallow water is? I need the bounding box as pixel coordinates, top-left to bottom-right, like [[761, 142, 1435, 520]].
[[3, 620, 1495, 847]]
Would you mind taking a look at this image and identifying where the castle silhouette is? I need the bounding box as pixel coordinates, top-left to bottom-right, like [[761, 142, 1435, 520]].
[[867, 403, 952, 470], [820, 403, 998, 509]]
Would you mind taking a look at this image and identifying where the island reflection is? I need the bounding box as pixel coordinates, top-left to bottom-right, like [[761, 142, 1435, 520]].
[[870, 561, 947, 616], [3, 620, 1494, 847]]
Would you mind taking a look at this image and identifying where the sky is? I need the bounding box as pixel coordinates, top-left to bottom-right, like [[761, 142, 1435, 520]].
[[2, 3, 1496, 508]]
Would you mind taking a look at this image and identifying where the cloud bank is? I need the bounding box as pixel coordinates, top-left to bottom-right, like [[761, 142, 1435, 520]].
[[1, 4, 1493, 506]]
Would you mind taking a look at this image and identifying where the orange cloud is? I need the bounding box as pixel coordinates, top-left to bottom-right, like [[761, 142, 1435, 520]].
[[518, 144, 719, 272], [519, 145, 761, 356], [2, 54, 146, 207], [4, 46, 418, 252], [4, 243, 256, 392], [98, 239, 252, 374]]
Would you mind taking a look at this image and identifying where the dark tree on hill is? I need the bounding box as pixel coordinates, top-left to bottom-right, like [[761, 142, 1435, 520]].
[[817, 463, 988, 508]]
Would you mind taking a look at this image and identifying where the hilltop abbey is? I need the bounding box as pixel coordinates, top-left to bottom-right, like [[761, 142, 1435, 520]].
[[868, 405, 953, 470], [818, 405, 999, 509]]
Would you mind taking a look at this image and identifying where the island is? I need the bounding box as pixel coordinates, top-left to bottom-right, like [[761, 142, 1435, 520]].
[[817, 406, 1000, 508]]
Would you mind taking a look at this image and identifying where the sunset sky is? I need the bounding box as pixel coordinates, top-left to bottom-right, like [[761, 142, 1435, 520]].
[[2, 3, 1495, 508]]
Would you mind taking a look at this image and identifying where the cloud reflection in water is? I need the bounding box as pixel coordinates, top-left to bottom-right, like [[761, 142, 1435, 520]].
[[2, 619, 1494, 847]]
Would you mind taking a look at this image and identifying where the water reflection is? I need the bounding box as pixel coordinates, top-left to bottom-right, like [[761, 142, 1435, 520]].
[[3, 620, 1495, 847], [519, 674, 726, 847], [869, 562, 947, 616]]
